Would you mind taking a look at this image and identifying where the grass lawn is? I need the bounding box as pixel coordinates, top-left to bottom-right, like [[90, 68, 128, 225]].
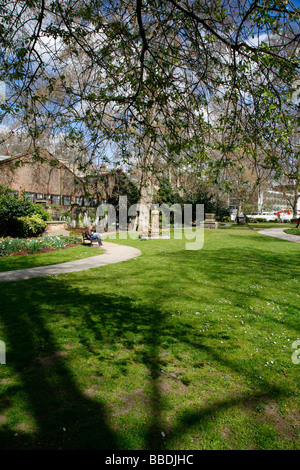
[[0, 226, 299, 450], [0, 244, 101, 272], [284, 228, 300, 237], [227, 222, 296, 230]]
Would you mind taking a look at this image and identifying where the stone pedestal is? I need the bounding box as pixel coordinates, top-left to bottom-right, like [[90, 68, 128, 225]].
[[204, 213, 219, 229], [150, 205, 160, 239], [45, 221, 70, 236]]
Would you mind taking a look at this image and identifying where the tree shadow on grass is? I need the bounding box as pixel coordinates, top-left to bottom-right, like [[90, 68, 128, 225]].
[[0, 277, 167, 450], [0, 251, 298, 449], [158, 244, 300, 305]]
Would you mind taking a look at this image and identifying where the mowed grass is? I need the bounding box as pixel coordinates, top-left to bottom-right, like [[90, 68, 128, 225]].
[[0, 227, 299, 450], [0, 244, 101, 272], [285, 228, 300, 236]]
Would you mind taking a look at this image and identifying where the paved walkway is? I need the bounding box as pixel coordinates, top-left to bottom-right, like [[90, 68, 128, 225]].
[[0, 242, 142, 283], [258, 227, 300, 243]]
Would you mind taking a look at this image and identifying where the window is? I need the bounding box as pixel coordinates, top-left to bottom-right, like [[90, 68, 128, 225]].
[[90, 198, 98, 207], [25, 192, 35, 202], [36, 193, 43, 200], [75, 196, 83, 205], [83, 197, 90, 207], [63, 195, 71, 206], [51, 195, 61, 205], [44, 194, 51, 200]]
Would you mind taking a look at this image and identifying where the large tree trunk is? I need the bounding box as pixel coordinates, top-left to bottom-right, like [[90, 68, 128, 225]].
[[129, 180, 154, 232], [129, 130, 156, 233]]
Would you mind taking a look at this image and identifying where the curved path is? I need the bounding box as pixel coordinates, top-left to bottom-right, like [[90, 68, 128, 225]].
[[258, 227, 300, 243], [0, 242, 142, 283]]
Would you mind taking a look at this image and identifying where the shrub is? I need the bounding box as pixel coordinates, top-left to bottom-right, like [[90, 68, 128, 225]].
[[0, 192, 50, 236], [0, 184, 13, 196], [33, 204, 51, 221], [248, 217, 267, 223], [14, 215, 47, 238], [0, 193, 35, 220], [0, 194, 36, 236]]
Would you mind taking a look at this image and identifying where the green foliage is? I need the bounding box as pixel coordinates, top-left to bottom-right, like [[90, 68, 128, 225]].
[[14, 214, 47, 238], [107, 172, 139, 209], [0, 184, 12, 196], [0, 235, 82, 257], [0, 193, 35, 236], [154, 177, 181, 205], [0, 0, 299, 188], [33, 203, 51, 221], [154, 178, 230, 221], [248, 217, 268, 223], [284, 228, 300, 236], [183, 187, 230, 221], [0, 192, 50, 237], [0, 193, 35, 219]]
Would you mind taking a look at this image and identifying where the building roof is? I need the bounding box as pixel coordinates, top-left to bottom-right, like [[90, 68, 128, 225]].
[[0, 148, 86, 184]]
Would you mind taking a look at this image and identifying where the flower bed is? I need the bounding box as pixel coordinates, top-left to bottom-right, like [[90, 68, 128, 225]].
[[0, 235, 82, 257]]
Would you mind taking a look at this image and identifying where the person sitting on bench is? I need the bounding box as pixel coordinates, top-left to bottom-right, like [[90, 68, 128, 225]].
[[84, 226, 103, 246]]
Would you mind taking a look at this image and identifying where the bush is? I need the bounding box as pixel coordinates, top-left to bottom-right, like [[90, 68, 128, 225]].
[[14, 214, 47, 238], [0, 193, 35, 220], [33, 204, 51, 221], [248, 217, 267, 223], [0, 193, 50, 237], [0, 194, 36, 236], [0, 184, 13, 196]]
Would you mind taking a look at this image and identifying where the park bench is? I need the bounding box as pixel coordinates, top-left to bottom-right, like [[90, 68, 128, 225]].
[[82, 231, 93, 245]]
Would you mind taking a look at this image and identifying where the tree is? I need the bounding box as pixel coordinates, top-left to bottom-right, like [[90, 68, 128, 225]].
[[271, 129, 300, 217], [0, 1, 299, 229]]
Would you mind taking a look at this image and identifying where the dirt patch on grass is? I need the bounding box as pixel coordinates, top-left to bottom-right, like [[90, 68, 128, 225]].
[[111, 389, 148, 417], [160, 371, 190, 393], [0, 415, 7, 425], [36, 351, 69, 368], [83, 386, 99, 398], [14, 422, 36, 433], [0, 379, 10, 385], [261, 401, 299, 441]]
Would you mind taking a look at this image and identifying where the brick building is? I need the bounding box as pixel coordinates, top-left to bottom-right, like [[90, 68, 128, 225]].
[[0, 149, 137, 227], [0, 148, 96, 207]]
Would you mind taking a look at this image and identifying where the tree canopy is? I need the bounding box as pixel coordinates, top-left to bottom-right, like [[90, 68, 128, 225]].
[[0, 0, 299, 183]]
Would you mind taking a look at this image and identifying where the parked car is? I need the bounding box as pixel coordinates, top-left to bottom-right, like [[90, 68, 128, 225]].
[[249, 212, 278, 221]]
